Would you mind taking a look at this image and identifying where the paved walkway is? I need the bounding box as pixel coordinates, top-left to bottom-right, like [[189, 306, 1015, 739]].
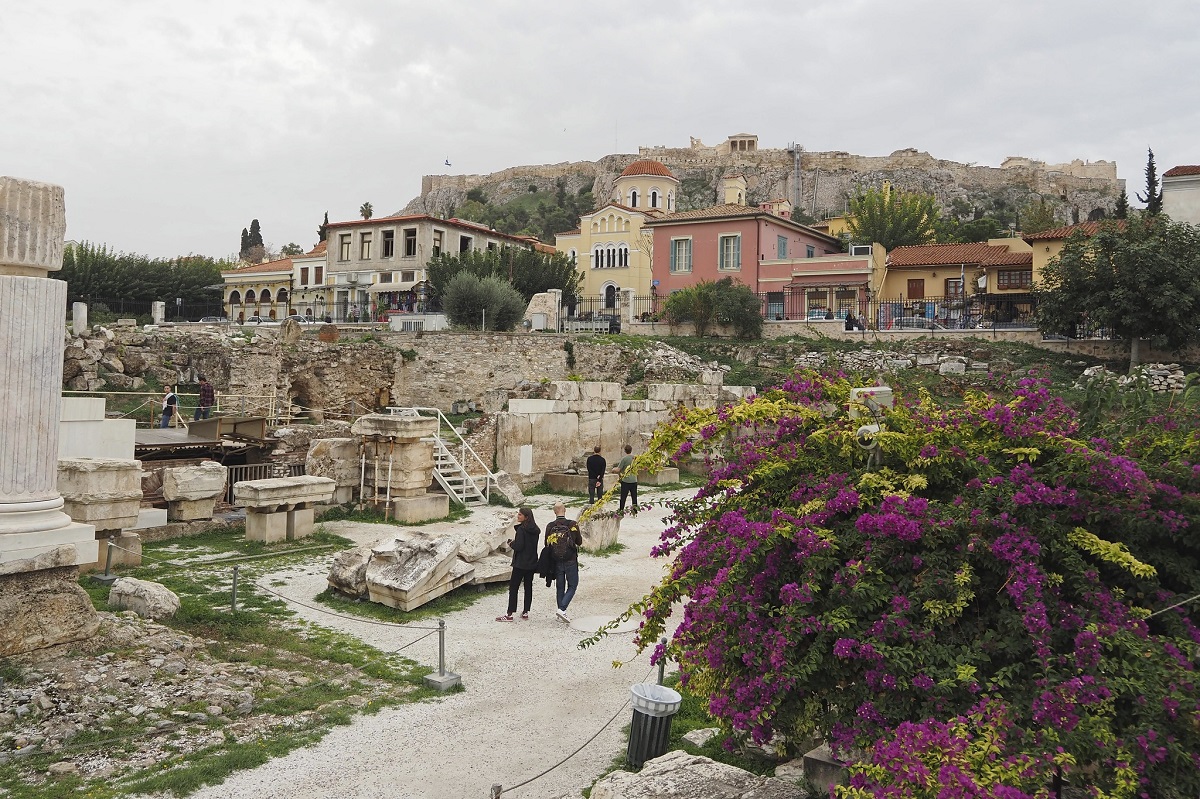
[[171, 492, 687, 799]]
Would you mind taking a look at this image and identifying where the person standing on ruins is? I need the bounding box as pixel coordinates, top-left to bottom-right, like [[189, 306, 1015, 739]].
[[586, 445, 606, 504], [497, 507, 540, 622], [194, 376, 215, 421], [160, 386, 178, 428], [545, 503, 582, 623], [615, 444, 638, 515]]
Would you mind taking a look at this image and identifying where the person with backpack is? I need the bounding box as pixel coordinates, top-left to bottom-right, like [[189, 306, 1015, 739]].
[[544, 503, 582, 623], [497, 507, 540, 622], [160, 386, 178, 428]]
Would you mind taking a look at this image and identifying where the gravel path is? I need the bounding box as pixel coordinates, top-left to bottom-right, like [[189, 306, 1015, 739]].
[[171, 492, 687, 799]]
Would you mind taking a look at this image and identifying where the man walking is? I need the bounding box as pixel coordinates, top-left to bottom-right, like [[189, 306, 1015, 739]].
[[160, 386, 178, 429], [545, 503, 582, 623], [194, 375, 215, 420], [615, 444, 638, 515], [586, 445, 606, 504]]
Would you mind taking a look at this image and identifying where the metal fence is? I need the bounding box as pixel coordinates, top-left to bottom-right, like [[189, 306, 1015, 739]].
[[753, 291, 1050, 332], [567, 295, 660, 324], [224, 461, 306, 504], [68, 296, 228, 322]]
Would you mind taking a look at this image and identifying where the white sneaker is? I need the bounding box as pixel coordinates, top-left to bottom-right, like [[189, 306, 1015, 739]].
[[555, 608, 570, 623]]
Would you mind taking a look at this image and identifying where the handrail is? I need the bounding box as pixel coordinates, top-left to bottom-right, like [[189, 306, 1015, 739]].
[[386, 405, 495, 500]]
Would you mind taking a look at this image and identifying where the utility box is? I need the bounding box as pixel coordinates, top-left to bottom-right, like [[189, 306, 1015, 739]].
[[848, 386, 894, 420]]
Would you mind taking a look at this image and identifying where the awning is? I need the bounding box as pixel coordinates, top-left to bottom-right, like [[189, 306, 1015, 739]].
[[784, 276, 869, 289], [367, 281, 418, 293]]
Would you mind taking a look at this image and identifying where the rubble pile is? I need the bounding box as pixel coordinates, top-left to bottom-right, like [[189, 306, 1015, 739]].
[[1076, 363, 1190, 393]]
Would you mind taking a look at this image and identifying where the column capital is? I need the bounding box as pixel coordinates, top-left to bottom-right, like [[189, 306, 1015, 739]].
[[0, 176, 66, 278]]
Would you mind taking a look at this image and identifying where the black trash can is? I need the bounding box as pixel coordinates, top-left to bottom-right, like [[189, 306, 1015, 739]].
[[626, 683, 682, 769]]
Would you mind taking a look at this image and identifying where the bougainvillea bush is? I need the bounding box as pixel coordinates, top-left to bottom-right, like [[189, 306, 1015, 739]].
[[620, 372, 1200, 798]]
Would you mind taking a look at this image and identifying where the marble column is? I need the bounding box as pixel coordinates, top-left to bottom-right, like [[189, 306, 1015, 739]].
[[0, 176, 97, 566]]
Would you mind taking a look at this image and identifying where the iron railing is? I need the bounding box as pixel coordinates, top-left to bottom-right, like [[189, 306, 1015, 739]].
[[224, 461, 306, 504]]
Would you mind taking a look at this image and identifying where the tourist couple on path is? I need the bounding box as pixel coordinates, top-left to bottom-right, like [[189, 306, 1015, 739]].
[[496, 503, 582, 623], [585, 444, 639, 514]]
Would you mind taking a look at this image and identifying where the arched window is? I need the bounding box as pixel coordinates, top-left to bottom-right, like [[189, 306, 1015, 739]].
[[260, 288, 272, 303], [618, 243, 629, 267], [606, 245, 616, 268], [268, 309, 277, 319], [604, 284, 617, 308], [245, 289, 257, 304], [229, 290, 242, 305], [593, 245, 604, 268], [650, 190, 659, 209], [568, 249, 577, 265], [629, 189, 639, 208], [277, 288, 288, 304]]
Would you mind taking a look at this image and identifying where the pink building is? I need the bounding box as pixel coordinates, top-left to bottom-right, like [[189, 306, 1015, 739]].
[[644, 203, 842, 297]]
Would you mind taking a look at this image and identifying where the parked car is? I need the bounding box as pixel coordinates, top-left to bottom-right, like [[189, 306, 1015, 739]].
[[888, 317, 947, 331], [283, 314, 314, 324], [198, 316, 228, 323]]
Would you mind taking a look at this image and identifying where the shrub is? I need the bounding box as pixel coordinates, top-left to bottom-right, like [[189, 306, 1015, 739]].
[[660, 277, 762, 339], [441, 273, 526, 331], [605, 372, 1200, 798]]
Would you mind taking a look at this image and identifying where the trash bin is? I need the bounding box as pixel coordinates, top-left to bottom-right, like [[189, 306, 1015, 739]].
[[626, 683, 682, 769]]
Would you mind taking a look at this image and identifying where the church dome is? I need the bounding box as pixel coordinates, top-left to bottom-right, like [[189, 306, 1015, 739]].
[[619, 160, 675, 179]]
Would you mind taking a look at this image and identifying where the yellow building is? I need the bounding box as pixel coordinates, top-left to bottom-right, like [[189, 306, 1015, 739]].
[[554, 159, 680, 305], [222, 258, 294, 322], [1022, 221, 1108, 284]]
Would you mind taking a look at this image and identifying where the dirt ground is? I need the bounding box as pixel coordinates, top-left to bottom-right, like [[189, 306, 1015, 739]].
[[152, 491, 689, 799]]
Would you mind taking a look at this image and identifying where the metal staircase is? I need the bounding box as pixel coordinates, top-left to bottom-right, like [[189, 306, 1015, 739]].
[[387, 406, 495, 507]]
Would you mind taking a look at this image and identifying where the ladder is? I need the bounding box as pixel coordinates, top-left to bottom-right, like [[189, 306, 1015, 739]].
[[387, 406, 495, 507]]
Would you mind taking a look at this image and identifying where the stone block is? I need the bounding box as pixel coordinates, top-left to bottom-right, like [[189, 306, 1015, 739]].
[[545, 472, 590, 493], [580, 514, 620, 551], [306, 437, 360, 488], [350, 413, 438, 442], [318, 324, 339, 342], [390, 492, 450, 523], [57, 457, 143, 532], [638, 467, 680, 486], [363, 440, 434, 493], [492, 471, 525, 506], [108, 577, 180, 619], [802, 745, 849, 794], [366, 535, 460, 603], [370, 559, 474, 611], [508, 398, 567, 414], [938, 360, 966, 375], [162, 461, 228, 502], [287, 507, 316, 540], [646, 384, 676, 402], [579, 381, 622, 401], [167, 497, 217, 522], [577, 411, 603, 444], [0, 565, 100, 657], [327, 545, 372, 598], [233, 475, 336, 511], [496, 414, 533, 474], [546, 381, 581, 401], [82, 532, 142, 573], [245, 510, 288, 543], [468, 554, 512, 585], [590, 751, 804, 799], [531, 412, 580, 473]]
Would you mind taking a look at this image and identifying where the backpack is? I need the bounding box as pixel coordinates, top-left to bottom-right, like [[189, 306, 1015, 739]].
[[549, 521, 579, 560]]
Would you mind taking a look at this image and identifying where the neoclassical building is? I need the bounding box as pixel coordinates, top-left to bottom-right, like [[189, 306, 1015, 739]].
[[555, 159, 680, 304]]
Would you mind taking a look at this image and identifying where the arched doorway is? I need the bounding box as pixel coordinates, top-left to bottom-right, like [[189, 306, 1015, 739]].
[[604, 284, 618, 309]]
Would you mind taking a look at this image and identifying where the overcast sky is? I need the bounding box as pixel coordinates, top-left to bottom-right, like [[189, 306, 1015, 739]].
[[4, 1, 1197, 259]]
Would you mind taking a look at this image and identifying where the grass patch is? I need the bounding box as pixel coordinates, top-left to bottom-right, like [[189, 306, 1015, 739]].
[[522, 479, 556, 495], [313, 583, 506, 624], [584, 542, 626, 558]]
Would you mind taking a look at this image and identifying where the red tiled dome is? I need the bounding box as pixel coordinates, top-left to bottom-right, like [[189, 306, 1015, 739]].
[[619, 160, 675, 179]]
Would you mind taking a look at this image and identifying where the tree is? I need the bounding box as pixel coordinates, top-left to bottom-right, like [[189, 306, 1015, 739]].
[[1137, 148, 1163, 216], [440, 273, 526, 331], [662, 278, 763, 339], [317, 211, 329, 243], [359, 202, 373, 220], [426, 247, 581, 305], [239, 228, 249, 260], [590, 372, 1200, 797], [1035, 217, 1200, 370], [1018, 198, 1058, 234], [846, 187, 940, 250], [935, 216, 1001, 244], [247, 219, 263, 249], [280, 243, 304, 256], [1114, 189, 1129, 220], [56, 241, 228, 308]]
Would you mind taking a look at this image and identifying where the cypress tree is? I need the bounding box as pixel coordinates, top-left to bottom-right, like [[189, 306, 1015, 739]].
[[248, 219, 264, 248], [1137, 148, 1163, 216], [1114, 189, 1129, 220], [240, 227, 249, 259], [317, 211, 329, 243]]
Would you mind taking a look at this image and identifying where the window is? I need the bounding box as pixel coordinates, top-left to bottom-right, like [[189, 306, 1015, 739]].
[[806, 245, 815, 258], [245, 289, 256, 303], [404, 228, 417, 257], [777, 236, 788, 258], [378, 272, 393, 283], [300, 267, 309, 285], [996, 269, 1033, 290], [432, 230, 444, 256], [945, 277, 964, 297], [459, 235, 472, 253], [382, 230, 395, 258], [718, 234, 741, 271], [568, 249, 577, 264], [401, 270, 415, 283], [850, 244, 872, 256], [260, 288, 272, 303], [487, 242, 498, 251], [907, 279, 926, 300], [651, 190, 659, 209], [314, 266, 323, 284], [339, 234, 351, 261], [604, 284, 617, 308], [360, 233, 372, 260], [618, 243, 629, 267], [629, 189, 639, 208], [669, 238, 692, 273]]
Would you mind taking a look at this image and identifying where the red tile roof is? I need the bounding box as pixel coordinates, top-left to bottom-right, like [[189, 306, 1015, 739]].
[[1022, 221, 1110, 241], [886, 242, 1031, 267], [619, 159, 676, 179], [1164, 165, 1200, 178], [306, 241, 327, 257], [556, 229, 581, 237], [223, 257, 293, 275]]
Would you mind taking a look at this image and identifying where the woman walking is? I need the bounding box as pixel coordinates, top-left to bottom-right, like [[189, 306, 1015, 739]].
[[497, 507, 540, 622]]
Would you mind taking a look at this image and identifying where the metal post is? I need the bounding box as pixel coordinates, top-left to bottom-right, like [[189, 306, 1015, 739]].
[[384, 438, 394, 521], [658, 636, 668, 685], [438, 619, 447, 676], [92, 539, 119, 585], [231, 565, 239, 612], [490, 785, 502, 799]]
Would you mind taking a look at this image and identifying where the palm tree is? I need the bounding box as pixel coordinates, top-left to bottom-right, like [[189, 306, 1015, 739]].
[[359, 202, 374, 220]]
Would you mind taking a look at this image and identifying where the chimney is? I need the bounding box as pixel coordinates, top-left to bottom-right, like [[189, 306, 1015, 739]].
[[722, 174, 748, 206]]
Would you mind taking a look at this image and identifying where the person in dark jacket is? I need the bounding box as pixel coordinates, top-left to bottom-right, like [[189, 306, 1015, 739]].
[[585, 445, 606, 504], [497, 507, 540, 621], [544, 503, 583, 623]]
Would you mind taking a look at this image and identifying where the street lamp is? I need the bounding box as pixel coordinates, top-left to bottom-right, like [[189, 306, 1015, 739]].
[[175, 297, 182, 321]]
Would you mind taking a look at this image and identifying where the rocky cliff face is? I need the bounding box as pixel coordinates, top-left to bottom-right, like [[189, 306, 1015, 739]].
[[405, 146, 1123, 228]]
